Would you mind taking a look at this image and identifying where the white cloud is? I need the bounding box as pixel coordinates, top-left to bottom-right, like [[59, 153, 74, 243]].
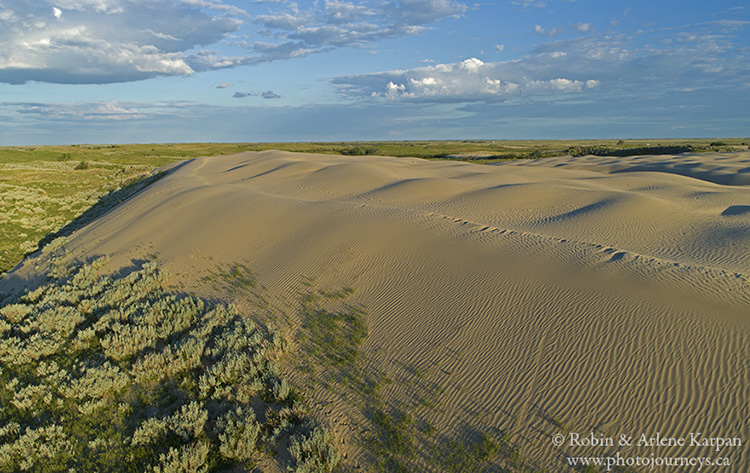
[[333, 20, 750, 104], [249, 0, 467, 62], [382, 81, 405, 99], [12, 101, 147, 120], [1, 0, 469, 83], [512, 0, 546, 8], [527, 77, 592, 93], [255, 5, 315, 31], [534, 24, 560, 36], [576, 22, 591, 32], [233, 90, 282, 99], [0, 0, 244, 84], [336, 57, 595, 101], [325, 0, 375, 24], [54, 0, 125, 14], [494, 44, 504, 52]]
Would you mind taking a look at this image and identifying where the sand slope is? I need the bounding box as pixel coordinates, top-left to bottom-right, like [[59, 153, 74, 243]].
[[3, 150, 749, 471]]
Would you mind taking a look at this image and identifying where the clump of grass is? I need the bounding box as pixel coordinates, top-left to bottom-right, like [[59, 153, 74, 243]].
[[436, 434, 499, 473], [0, 257, 338, 472], [301, 289, 367, 371], [370, 408, 415, 461], [203, 262, 257, 297]]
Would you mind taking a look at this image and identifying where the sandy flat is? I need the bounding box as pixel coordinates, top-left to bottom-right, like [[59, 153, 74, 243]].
[[3, 150, 749, 471]]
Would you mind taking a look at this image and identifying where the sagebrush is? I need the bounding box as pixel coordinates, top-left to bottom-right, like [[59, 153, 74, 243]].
[[0, 256, 338, 472]]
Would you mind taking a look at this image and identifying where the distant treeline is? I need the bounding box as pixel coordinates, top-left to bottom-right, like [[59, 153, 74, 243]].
[[566, 144, 697, 158]]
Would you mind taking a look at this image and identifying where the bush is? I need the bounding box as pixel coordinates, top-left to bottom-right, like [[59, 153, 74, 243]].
[[74, 160, 89, 170], [289, 421, 340, 473], [340, 147, 378, 156], [0, 258, 338, 472], [217, 407, 260, 461]]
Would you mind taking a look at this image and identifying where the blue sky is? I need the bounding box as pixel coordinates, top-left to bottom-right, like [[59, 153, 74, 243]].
[[0, 0, 748, 144]]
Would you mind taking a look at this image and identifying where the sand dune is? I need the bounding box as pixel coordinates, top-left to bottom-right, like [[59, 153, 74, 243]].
[[3, 150, 749, 471]]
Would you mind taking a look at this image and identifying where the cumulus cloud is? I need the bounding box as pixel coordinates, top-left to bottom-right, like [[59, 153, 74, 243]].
[[325, 0, 376, 24], [0, 0, 247, 84], [526, 27, 749, 93], [0, 0, 468, 84], [333, 22, 750, 104], [333, 57, 599, 102]]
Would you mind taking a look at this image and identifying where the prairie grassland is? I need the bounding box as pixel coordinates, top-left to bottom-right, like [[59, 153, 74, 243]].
[[234, 138, 750, 161], [0, 143, 254, 274]]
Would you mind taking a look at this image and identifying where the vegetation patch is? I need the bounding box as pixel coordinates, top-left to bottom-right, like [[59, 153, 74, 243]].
[[566, 144, 696, 157], [434, 434, 500, 473], [0, 257, 339, 472], [292, 288, 507, 472], [301, 288, 367, 371], [202, 262, 258, 298]]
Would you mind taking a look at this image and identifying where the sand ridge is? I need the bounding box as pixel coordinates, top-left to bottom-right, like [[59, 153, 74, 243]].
[[3, 150, 748, 471]]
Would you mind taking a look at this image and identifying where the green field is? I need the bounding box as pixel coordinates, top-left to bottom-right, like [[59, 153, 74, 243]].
[[2, 139, 747, 275]]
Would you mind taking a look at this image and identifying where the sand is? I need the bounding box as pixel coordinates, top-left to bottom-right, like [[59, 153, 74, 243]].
[[3, 150, 749, 471]]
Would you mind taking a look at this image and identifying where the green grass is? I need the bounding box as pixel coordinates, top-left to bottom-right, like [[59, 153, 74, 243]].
[[436, 434, 500, 473], [290, 286, 510, 472], [0, 143, 255, 274], [237, 138, 749, 161], [203, 262, 258, 297], [301, 289, 368, 371]]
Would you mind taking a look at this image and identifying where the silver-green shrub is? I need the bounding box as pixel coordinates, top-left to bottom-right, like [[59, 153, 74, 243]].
[[151, 442, 210, 473], [289, 421, 340, 473], [0, 258, 339, 472], [217, 407, 260, 461]]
